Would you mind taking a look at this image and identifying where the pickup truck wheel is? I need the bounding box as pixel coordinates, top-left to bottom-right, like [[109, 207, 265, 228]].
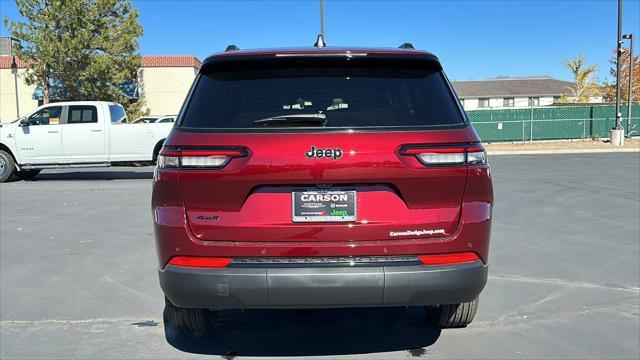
[[0, 150, 15, 183], [163, 296, 217, 335], [14, 170, 41, 181], [425, 297, 479, 328]]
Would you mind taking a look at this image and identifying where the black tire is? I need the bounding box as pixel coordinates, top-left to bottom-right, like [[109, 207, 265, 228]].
[[163, 296, 217, 334], [14, 169, 41, 180], [0, 150, 16, 183], [425, 297, 479, 328]]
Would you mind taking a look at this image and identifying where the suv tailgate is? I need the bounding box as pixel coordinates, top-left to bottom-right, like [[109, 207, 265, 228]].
[[173, 129, 472, 242]]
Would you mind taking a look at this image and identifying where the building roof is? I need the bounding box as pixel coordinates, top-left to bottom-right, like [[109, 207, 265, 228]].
[[0, 56, 27, 68], [0, 55, 201, 69], [452, 76, 574, 98], [141, 55, 201, 69]]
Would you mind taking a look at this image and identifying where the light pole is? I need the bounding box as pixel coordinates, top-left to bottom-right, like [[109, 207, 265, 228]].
[[611, 0, 625, 145], [622, 33, 634, 137], [10, 57, 19, 119]]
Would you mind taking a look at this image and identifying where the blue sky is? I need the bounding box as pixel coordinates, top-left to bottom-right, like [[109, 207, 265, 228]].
[[1, 0, 639, 81]]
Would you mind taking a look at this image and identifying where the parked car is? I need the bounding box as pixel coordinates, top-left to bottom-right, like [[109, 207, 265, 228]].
[[132, 115, 176, 124], [0, 101, 173, 182], [155, 116, 176, 123], [152, 45, 493, 333], [132, 116, 160, 124]]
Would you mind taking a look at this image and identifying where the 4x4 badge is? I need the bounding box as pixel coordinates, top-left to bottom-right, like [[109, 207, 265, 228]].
[[196, 215, 219, 221], [305, 146, 343, 160]]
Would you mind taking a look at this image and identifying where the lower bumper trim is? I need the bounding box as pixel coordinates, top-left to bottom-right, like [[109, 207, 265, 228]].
[[159, 261, 487, 309]]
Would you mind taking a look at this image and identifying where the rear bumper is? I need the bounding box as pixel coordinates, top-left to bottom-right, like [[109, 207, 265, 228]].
[[159, 260, 487, 309]]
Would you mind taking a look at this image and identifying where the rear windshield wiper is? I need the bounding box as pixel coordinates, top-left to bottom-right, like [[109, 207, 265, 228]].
[[253, 114, 327, 126]]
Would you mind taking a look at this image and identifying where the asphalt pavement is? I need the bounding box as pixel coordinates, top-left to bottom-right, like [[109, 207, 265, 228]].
[[1, 153, 639, 359]]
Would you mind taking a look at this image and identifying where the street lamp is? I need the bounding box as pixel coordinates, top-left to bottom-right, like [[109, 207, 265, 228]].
[[611, 0, 625, 146], [622, 33, 634, 137], [10, 41, 20, 119], [9, 36, 20, 119]]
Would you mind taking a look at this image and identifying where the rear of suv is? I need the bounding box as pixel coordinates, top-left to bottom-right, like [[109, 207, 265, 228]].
[[153, 45, 493, 333]]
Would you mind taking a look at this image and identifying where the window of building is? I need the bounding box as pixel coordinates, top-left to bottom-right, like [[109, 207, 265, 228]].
[[553, 96, 561, 103], [529, 97, 540, 107], [68, 106, 97, 124], [478, 98, 490, 108], [503, 98, 515, 107]]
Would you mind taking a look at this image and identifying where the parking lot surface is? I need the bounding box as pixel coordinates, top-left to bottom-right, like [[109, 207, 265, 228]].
[[1, 153, 639, 359]]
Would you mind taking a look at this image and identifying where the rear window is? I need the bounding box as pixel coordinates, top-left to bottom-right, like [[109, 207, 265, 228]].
[[109, 104, 127, 123], [68, 106, 97, 124], [180, 58, 464, 131]]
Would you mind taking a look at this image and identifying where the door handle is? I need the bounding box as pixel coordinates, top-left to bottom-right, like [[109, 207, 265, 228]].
[[48, 130, 59, 133], [91, 129, 103, 132]]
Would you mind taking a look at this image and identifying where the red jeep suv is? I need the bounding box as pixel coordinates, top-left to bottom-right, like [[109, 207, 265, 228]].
[[153, 45, 493, 333]]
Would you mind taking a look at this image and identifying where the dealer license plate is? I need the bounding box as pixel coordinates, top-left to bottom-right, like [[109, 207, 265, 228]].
[[292, 191, 357, 222]]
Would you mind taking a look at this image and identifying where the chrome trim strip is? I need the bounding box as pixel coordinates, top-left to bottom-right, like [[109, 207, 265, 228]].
[[21, 163, 110, 170], [233, 255, 419, 264]]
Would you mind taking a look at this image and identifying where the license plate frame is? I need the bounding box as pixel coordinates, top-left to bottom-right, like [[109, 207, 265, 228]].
[[292, 190, 357, 223]]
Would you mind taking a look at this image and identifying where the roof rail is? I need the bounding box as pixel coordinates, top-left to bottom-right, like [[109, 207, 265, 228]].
[[225, 45, 239, 52], [398, 43, 415, 49]]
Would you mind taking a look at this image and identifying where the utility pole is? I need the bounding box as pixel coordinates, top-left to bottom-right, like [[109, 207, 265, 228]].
[[611, 0, 625, 145], [623, 33, 634, 137]]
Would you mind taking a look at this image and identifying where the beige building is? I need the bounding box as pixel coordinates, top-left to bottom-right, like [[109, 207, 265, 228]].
[[451, 76, 603, 111], [0, 56, 37, 123], [138, 56, 200, 116], [0, 54, 201, 123]]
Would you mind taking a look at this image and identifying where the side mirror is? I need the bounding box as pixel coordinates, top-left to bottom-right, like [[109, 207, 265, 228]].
[[19, 118, 29, 127]]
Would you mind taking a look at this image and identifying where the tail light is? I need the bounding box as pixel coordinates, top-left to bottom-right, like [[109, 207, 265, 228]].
[[400, 144, 487, 166], [418, 252, 480, 265], [167, 256, 232, 268], [157, 148, 247, 169]]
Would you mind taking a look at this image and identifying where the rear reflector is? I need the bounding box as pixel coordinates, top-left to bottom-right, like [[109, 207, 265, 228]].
[[418, 252, 480, 265], [400, 144, 487, 166], [168, 256, 232, 268], [157, 147, 247, 169]]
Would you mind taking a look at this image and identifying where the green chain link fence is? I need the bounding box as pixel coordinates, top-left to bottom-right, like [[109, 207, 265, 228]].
[[467, 104, 640, 143]]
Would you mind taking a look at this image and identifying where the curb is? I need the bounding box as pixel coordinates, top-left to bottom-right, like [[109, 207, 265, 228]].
[[488, 148, 640, 155]]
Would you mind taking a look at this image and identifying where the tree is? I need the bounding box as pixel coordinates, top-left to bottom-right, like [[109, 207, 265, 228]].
[[4, 0, 147, 118], [560, 55, 601, 103], [603, 49, 640, 103]]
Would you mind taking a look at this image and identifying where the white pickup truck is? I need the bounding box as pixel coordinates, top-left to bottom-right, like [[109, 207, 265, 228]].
[[0, 101, 172, 182]]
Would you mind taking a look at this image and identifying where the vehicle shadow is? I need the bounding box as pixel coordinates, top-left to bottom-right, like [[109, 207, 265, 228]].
[[164, 307, 441, 357], [17, 170, 153, 181]]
